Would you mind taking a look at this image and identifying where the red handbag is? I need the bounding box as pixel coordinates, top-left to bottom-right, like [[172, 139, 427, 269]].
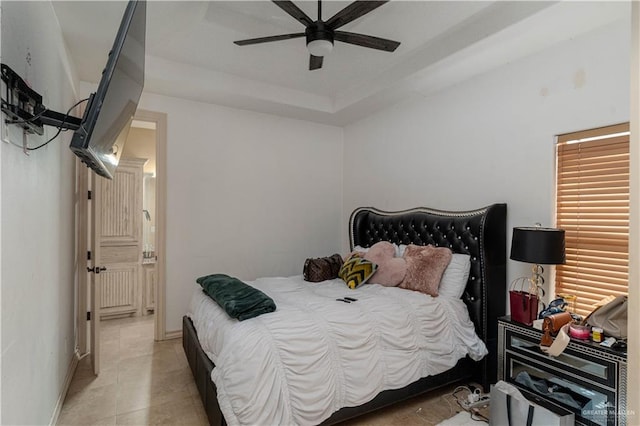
[[509, 277, 540, 326]]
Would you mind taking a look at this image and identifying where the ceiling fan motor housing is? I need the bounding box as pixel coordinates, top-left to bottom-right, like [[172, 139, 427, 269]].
[[306, 21, 334, 45]]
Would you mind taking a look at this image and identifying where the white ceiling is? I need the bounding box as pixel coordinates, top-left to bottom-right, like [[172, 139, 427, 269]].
[[52, 1, 629, 126]]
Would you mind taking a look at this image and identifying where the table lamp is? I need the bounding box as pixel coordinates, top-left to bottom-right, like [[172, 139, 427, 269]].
[[510, 225, 566, 295]]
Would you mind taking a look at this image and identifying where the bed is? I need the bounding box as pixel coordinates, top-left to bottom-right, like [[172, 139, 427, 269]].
[[183, 203, 507, 425]]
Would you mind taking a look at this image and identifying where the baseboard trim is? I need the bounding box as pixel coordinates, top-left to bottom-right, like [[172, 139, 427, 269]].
[[49, 352, 79, 426], [164, 329, 182, 340]]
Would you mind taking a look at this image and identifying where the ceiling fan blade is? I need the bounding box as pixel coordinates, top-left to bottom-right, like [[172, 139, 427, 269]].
[[272, 1, 314, 27], [326, 1, 389, 30], [309, 55, 323, 70], [333, 31, 400, 52], [234, 33, 305, 46]]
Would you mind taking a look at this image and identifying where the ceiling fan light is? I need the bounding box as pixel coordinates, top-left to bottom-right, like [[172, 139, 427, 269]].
[[307, 39, 333, 57]]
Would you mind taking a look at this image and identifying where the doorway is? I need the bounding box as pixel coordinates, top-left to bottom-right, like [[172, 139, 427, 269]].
[[97, 119, 157, 327], [76, 109, 167, 374], [133, 109, 167, 343]]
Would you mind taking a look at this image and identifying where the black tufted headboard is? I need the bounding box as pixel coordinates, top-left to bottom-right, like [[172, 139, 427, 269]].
[[349, 204, 506, 384]]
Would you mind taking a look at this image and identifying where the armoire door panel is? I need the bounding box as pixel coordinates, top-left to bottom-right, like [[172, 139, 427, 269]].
[[100, 159, 144, 245], [97, 157, 146, 320], [100, 264, 140, 317]]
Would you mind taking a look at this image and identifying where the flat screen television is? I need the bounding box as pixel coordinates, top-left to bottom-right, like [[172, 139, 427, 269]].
[[70, 0, 146, 180]]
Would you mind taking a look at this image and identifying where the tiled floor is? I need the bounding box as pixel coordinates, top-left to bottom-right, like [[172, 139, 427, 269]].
[[340, 389, 486, 426], [57, 316, 208, 425], [58, 315, 486, 425]]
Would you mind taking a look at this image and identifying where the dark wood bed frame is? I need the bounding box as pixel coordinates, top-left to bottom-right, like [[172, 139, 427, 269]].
[[183, 203, 507, 425]]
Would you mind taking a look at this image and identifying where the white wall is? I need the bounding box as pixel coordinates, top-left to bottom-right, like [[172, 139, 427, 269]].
[[343, 19, 630, 293], [0, 2, 79, 424], [628, 3, 640, 422], [137, 93, 344, 333]]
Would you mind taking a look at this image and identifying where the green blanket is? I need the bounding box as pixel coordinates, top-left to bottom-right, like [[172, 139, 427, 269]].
[[196, 274, 276, 321]]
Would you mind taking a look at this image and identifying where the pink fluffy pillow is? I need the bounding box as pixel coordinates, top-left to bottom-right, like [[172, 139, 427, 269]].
[[364, 242, 407, 287], [399, 244, 453, 296]]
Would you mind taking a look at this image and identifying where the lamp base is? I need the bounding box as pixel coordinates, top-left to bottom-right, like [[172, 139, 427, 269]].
[[529, 263, 545, 297]]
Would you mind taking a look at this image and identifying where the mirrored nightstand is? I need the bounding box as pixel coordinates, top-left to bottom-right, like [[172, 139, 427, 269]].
[[498, 316, 627, 426]]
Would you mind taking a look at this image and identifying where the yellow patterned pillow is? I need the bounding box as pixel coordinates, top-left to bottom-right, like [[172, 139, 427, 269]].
[[339, 255, 378, 289]]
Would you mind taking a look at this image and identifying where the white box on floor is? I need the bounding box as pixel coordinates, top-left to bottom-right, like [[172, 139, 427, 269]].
[[489, 381, 574, 426]]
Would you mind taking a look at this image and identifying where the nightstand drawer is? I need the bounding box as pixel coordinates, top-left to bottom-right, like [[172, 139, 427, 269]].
[[505, 352, 615, 426], [505, 328, 616, 388]]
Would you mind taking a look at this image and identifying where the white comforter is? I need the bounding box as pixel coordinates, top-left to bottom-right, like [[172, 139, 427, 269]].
[[188, 275, 487, 426]]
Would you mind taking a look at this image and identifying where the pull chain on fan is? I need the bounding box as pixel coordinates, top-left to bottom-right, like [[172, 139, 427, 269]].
[[234, 0, 400, 70]]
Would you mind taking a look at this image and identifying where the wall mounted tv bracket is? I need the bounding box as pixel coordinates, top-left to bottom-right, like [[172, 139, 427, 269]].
[[1, 63, 81, 134]]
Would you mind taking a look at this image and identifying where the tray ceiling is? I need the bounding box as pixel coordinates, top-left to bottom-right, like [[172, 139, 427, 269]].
[[52, 1, 628, 125]]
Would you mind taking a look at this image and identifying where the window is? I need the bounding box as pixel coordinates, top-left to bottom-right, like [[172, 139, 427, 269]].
[[555, 123, 629, 316]]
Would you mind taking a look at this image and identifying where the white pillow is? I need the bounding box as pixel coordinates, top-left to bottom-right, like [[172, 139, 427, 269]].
[[356, 243, 407, 258], [438, 253, 471, 299], [353, 245, 370, 253]]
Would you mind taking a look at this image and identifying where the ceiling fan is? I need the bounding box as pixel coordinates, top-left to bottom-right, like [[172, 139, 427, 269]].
[[234, 1, 401, 70]]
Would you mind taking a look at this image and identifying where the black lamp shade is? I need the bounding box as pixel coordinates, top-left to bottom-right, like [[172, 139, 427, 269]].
[[510, 227, 566, 265]]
